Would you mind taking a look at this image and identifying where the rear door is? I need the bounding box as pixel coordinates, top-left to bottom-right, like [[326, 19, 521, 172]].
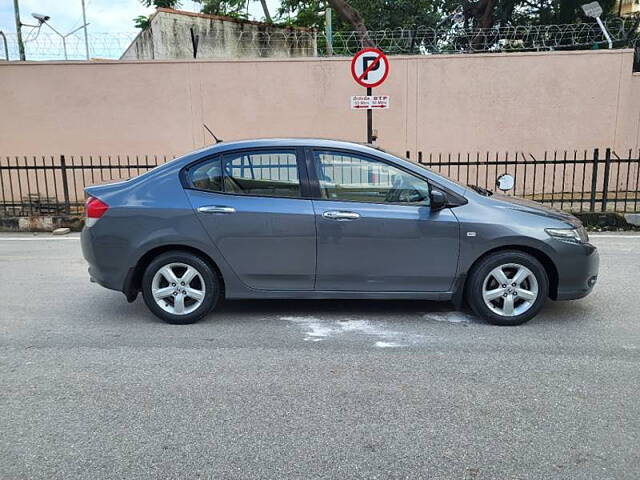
[[185, 148, 316, 290], [308, 148, 460, 292]]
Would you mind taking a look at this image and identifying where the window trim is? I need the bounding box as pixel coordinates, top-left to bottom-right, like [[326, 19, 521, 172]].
[[181, 146, 313, 200], [306, 147, 436, 207]]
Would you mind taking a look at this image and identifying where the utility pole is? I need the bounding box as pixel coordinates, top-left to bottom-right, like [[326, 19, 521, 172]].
[[81, 0, 90, 60], [13, 0, 25, 60], [325, 3, 333, 55]]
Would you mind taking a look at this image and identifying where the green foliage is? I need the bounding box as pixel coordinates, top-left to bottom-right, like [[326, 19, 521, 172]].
[[139, 0, 182, 7], [135, 0, 182, 29], [133, 15, 151, 29], [277, 0, 619, 32], [193, 0, 250, 18], [440, 0, 618, 27]]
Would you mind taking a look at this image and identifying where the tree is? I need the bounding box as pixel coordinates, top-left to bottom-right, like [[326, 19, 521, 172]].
[[454, 0, 618, 28], [193, 0, 248, 18], [259, 0, 273, 22], [326, 0, 373, 46], [139, 0, 181, 8], [134, 0, 182, 29]]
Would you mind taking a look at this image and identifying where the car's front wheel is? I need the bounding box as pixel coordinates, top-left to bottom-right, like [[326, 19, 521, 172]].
[[142, 251, 221, 324], [466, 251, 549, 326]]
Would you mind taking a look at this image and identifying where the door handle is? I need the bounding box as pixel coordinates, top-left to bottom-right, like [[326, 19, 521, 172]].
[[322, 210, 360, 220], [197, 205, 236, 214]]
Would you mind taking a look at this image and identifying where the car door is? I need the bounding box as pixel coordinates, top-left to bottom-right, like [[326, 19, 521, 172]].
[[309, 149, 459, 292], [184, 147, 316, 290]]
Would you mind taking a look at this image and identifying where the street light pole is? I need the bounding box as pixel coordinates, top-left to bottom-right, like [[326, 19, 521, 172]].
[[81, 0, 90, 60], [12, 0, 26, 60]]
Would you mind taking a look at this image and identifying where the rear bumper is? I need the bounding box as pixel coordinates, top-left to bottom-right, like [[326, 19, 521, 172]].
[[554, 242, 599, 301], [81, 226, 128, 292]]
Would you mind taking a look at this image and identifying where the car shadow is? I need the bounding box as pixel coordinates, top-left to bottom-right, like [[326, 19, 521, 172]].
[[94, 290, 586, 328], [218, 298, 451, 315]]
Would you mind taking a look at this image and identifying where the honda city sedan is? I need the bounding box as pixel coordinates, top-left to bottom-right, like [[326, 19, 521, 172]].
[[81, 139, 598, 326]]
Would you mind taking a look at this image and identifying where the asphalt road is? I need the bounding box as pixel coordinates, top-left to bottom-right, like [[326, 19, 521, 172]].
[[1, 233, 639, 480]]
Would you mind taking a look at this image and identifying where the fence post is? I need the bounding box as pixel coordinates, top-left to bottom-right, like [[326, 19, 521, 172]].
[[589, 148, 599, 212], [601, 148, 611, 212], [60, 154, 70, 215]]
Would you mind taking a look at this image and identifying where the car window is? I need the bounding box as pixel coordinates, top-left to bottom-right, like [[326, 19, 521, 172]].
[[313, 150, 430, 205], [189, 158, 223, 192], [188, 150, 301, 198]]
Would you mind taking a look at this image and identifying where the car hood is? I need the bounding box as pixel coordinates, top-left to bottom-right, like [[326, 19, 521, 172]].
[[487, 193, 582, 227]]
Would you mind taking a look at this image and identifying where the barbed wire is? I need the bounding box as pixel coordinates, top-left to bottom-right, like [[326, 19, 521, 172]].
[[1, 17, 638, 61], [2, 32, 137, 60]]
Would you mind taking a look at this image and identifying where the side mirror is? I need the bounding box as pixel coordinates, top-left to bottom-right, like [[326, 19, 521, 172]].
[[496, 173, 514, 192], [430, 189, 447, 210]]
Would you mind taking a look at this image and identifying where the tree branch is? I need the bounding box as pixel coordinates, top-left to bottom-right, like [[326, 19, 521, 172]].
[[326, 0, 374, 48]]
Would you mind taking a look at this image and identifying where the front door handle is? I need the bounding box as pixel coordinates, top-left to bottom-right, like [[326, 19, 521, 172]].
[[197, 205, 236, 214], [322, 210, 360, 220]]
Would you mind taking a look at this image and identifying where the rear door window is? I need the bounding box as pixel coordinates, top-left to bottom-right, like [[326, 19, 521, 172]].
[[188, 150, 301, 198]]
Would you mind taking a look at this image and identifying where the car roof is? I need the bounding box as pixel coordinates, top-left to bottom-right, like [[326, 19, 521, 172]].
[[194, 138, 382, 155]]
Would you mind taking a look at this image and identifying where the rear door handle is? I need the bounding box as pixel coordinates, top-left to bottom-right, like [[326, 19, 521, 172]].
[[322, 210, 360, 220], [197, 205, 236, 214]]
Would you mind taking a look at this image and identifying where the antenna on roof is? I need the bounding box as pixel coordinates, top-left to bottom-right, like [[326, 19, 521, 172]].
[[203, 123, 223, 144]]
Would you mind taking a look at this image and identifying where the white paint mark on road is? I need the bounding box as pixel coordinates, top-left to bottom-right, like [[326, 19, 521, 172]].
[[0, 237, 80, 241], [422, 311, 474, 324], [281, 316, 424, 347], [590, 235, 640, 238], [374, 341, 407, 348]]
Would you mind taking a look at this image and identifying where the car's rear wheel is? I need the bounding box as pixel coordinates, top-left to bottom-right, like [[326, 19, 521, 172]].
[[466, 251, 548, 326], [142, 251, 220, 324]]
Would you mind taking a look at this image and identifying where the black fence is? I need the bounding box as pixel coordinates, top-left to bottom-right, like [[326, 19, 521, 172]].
[[415, 148, 640, 214], [0, 148, 639, 217], [0, 154, 172, 217]]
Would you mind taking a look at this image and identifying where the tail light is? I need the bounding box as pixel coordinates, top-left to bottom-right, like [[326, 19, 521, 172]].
[[85, 196, 109, 227]]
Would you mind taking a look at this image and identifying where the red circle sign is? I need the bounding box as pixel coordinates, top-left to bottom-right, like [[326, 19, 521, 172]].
[[350, 48, 389, 88]]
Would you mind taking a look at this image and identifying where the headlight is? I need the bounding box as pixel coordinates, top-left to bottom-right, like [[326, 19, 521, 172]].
[[545, 227, 588, 243]]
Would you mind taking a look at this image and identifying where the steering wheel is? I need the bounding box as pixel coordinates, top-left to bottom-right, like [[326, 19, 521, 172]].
[[385, 174, 424, 203]]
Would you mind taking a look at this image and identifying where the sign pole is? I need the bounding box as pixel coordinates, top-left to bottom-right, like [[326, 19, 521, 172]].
[[350, 48, 389, 144], [366, 86, 373, 144]]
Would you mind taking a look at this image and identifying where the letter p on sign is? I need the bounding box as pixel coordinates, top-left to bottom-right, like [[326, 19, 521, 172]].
[[351, 48, 389, 88]]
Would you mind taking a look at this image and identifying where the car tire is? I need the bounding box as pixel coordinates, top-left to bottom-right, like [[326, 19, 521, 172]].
[[142, 251, 221, 324], [466, 251, 549, 326]]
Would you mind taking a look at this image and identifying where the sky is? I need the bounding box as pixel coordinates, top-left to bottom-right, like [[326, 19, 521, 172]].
[[0, 0, 281, 35]]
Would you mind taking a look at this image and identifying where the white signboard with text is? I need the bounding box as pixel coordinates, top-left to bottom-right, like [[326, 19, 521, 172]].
[[350, 95, 390, 110]]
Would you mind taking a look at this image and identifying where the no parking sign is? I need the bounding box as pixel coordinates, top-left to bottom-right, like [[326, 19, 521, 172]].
[[350, 48, 390, 143], [350, 48, 389, 88]]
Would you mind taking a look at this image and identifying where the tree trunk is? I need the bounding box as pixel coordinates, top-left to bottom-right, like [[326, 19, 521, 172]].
[[470, 0, 497, 29], [464, 0, 497, 51], [258, 0, 272, 22], [326, 0, 374, 48]]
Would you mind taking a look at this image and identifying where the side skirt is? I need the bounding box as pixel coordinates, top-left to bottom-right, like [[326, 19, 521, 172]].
[[225, 290, 454, 301]]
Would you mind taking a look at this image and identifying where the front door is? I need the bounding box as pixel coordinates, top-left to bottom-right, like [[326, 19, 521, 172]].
[[185, 148, 316, 290], [310, 149, 459, 292]]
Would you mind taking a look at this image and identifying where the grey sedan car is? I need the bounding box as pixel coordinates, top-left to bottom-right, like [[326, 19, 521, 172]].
[[81, 138, 598, 326]]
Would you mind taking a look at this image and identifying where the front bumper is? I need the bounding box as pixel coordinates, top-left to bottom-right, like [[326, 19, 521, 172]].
[[554, 242, 599, 301]]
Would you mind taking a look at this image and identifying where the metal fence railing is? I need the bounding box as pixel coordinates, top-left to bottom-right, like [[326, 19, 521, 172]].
[[0, 154, 172, 217], [0, 148, 639, 217], [414, 148, 640, 214]]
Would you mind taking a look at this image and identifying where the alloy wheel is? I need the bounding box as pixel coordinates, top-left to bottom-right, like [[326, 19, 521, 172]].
[[151, 262, 206, 315], [482, 263, 539, 317]]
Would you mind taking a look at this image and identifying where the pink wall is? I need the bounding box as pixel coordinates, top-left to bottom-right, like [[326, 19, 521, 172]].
[[1, 49, 639, 159]]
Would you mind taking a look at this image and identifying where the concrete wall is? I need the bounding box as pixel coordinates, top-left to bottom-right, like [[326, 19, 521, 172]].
[[1, 49, 639, 160], [120, 9, 317, 60]]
